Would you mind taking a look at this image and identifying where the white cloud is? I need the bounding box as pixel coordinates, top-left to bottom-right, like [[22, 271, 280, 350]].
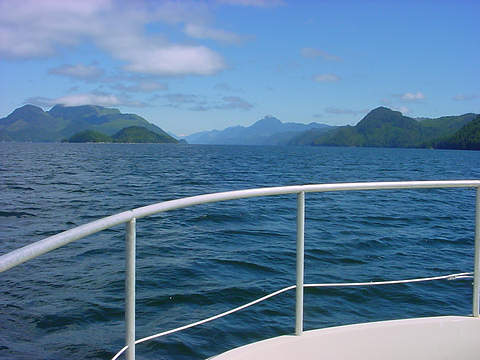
[[25, 97, 57, 107], [301, 48, 341, 61], [314, 74, 340, 82], [48, 64, 104, 80], [120, 45, 225, 75], [184, 24, 245, 44], [26, 93, 146, 108], [216, 0, 285, 7], [0, 0, 225, 76], [0, 0, 112, 58], [401, 92, 425, 101], [55, 94, 122, 107], [27, 94, 121, 107]]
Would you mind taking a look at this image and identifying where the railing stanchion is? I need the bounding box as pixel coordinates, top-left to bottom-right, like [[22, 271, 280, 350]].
[[296, 191, 305, 335], [126, 218, 136, 359], [474, 188, 480, 317]]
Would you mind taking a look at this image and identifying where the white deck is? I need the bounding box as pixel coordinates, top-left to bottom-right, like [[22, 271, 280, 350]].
[[211, 316, 480, 360]]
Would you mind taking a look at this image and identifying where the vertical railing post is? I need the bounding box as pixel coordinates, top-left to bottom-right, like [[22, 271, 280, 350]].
[[126, 218, 136, 359], [296, 192, 305, 335], [474, 188, 480, 317]]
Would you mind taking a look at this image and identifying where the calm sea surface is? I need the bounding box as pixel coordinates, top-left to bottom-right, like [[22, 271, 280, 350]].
[[0, 143, 479, 359]]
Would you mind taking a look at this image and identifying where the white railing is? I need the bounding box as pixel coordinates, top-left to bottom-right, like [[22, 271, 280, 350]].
[[110, 271, 474, 360], [1, 180, 480, 360]]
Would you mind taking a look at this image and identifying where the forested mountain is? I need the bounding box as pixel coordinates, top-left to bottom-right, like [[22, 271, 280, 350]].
[[0, 105, 66, 141], [67, 126, 179, 143], [0, 104, 174, 142], [418, 113, 477, 139], [112, 126, 178, 143], [289, 107, 478, 149], [433, 115, 480, 150], [67, 130, 113, 143]]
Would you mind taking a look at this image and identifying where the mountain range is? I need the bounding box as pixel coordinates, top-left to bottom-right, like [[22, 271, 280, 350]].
[[1, 104, 479, 150], [0, 104, 176, 143], [288, 107, 478, 148], [184, 108, 479, 149], [184, 116, 332, 145]]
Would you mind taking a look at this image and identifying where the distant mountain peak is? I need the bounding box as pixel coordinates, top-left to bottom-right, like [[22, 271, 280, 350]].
[[5, 104, 51, 123], [185, 115, 333, 145], [254, 115, 282, 125], [18, 104, 44, 111], [248, 116, 283, 134], [12, 104, 45, 115], [367, 106, 399, 115], [263, 115, 280, 120], [358, 106, 407, 126], [372, 106, 392, 111]]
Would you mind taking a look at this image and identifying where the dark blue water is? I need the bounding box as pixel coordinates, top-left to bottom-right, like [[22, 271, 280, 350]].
[[0, 143, 479, 359]]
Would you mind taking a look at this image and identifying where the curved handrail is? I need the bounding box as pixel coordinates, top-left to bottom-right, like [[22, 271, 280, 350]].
[[1, 180, 479, 360], [1, 180, 479, 273]]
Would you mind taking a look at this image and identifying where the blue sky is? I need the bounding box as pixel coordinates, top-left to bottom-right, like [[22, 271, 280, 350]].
[[0, 0, 478, 136]]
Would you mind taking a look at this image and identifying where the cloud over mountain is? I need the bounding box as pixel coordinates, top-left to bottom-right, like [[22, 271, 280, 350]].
[[26, 93, 146, 108]]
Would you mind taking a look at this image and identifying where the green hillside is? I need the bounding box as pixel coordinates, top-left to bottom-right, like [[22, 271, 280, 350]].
[[112, 126, 178, 143], [290, 107, 479, 149], [67, 126, 179, 143], [433, 116, 480, 150], [0, 104, 175, 142], [48, 104, 120, 120], [67, 130, 112, 143], [0, 105, 65, 141], [287, 127, 339, 145], [418, 113, 477, 139]]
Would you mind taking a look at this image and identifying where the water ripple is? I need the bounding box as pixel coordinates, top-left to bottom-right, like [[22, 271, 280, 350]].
[[0, 143, 478, 360]]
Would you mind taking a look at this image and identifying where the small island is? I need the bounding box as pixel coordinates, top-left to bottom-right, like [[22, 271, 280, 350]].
[[66, 126, 179, 144], [68, 130, 113, 143]]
